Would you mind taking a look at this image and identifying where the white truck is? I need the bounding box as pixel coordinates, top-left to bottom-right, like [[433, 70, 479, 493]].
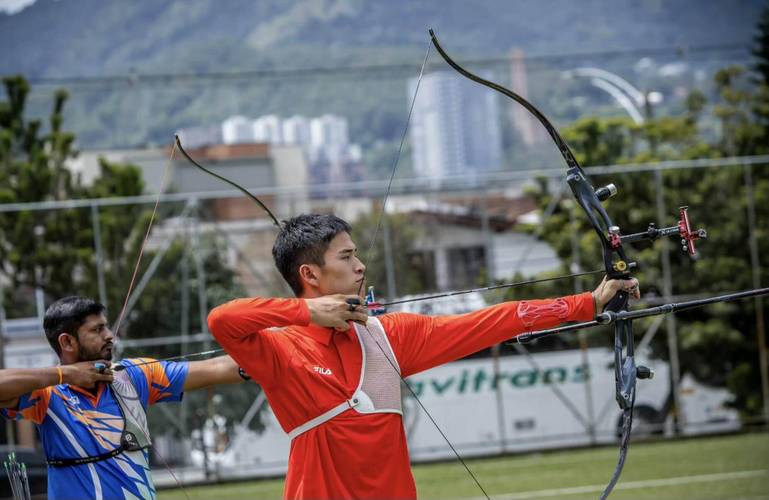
[[393, 292, 740, 460]]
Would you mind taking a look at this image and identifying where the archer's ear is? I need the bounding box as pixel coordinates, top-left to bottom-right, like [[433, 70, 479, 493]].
[[58, 333, 78, 354], [298, 263, 320, 289]]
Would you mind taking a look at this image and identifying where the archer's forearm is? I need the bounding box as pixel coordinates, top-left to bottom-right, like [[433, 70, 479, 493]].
[[393, 292, 595, 376], [0, 367, 60, 401], [184, 355, 243, 390], [208, 297, 310, 345]]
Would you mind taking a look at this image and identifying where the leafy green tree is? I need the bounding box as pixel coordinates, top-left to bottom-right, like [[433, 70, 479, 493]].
[[0, 76, 262, 448], [1, 76, 84, 307], [351, 211, 431, 298], [0, 76, 183, 325], [513, 51, 769, 417]]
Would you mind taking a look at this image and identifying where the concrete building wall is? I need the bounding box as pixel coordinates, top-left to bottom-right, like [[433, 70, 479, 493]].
[[413, 218, 559, 291], [171, 158, 274, 194], [270, 145, 311, 217], [68, 147, 168, 191]]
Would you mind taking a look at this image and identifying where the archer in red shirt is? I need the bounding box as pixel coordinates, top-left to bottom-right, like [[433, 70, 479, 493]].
[[208, 213, 640, 500]]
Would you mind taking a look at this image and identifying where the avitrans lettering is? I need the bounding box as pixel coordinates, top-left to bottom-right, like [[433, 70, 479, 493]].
[[406, 364, 589, 398]]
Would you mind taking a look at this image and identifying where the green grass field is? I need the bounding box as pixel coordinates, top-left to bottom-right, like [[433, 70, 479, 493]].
[[158, 432, 769, 499]]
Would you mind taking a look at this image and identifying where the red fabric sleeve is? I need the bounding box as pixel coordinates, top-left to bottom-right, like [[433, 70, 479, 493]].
[[207, 297, 311, 385], [380, 292, 595, 377]]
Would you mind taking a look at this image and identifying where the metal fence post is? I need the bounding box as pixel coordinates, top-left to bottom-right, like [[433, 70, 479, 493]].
[[91, 203, 108, 308], [655, 169, 682, 434], [744, 163, 769, 425]]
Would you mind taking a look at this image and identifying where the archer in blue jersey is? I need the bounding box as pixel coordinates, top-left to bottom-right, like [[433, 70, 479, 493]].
[[0, 296, 246, 500]]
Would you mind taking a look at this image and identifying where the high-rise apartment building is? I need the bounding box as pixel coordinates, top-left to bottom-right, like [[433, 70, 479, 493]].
[[222, 115, 254, 144], [179, 113, 361, 185], [409, 70, 503, 182], [252, 115, 284, 144], [309, 114, 349, 164], [282, 115, 312, 150]]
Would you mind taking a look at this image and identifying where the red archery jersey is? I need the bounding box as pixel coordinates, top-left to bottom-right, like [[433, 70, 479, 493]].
[[208, 292, 595, 499]]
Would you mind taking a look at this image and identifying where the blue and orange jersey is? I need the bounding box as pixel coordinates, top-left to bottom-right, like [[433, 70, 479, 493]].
[[1, 358, 188, 500]]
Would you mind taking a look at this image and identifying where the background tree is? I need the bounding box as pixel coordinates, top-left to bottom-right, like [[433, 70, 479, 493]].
[[0, 76, 262, 454], [508, 30, 769, 417], [351, 211, 430, 298]]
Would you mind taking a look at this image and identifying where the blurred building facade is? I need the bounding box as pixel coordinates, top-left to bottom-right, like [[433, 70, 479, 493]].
[[177, 114, 363, 186], [408, 71, 503, 183], [70, 142, 311, 297], [508, 48, 548, 146]]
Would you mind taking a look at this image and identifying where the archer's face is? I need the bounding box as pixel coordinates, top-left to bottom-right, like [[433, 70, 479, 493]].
[[71, 313, 115, 362], [313, 232, 366, 297]]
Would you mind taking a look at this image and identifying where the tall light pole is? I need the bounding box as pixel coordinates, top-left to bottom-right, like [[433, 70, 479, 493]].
[[562, 67, 663, 124]]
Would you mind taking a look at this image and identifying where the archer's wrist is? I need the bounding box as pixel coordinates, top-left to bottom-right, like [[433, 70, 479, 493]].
[[57, 365, 74, 386]]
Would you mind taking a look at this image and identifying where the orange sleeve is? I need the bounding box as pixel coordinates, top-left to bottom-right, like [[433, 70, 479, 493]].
[[1, 387, 52, 424], [380, 292, 595, 377], [125, 358, 188, 405], [207, 297, 311, 385]]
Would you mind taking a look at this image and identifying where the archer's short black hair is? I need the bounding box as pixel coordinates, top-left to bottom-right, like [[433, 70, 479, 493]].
[[272, 214, 352, 296], [44, 296, 106, 355]]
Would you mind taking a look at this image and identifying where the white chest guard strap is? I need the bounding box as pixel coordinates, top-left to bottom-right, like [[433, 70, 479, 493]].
[[288, 317, 403, 441]]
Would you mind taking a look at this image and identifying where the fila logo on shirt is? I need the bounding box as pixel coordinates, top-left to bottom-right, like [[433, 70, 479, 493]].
[[313, 366, 333, 376]]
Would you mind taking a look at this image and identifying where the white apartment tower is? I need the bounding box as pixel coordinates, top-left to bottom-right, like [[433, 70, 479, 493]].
[[409, 71, 503, 181], [282, 115, 312, 150], [309, 114, 349, 164], [222, 116, 254, 144], [253, 115, 284, 144]]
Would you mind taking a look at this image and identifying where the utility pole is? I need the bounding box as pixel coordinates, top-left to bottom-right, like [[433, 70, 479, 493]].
[[655, 170, 682, 434], [744, 164, 769, 425], [481, 199, 508, 452]]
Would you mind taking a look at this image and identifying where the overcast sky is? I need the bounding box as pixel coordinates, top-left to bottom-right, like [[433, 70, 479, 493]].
[[0, 0, 37, 14]]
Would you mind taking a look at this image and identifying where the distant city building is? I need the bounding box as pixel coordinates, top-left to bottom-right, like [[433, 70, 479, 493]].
[[509, 48, 547, 146], [409, 70, 503, 182], [71, 143, 310, 297], [176, 124, 222, 149], [282, 115, 312, 150], [177, 113, 363, 186], [222, 116, 254, 144], [253, 115, 283, 144], [308, 114, 348, 163]]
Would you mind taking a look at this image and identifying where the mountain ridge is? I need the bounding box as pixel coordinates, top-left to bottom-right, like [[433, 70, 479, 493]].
[[2, 0, 760, 78]]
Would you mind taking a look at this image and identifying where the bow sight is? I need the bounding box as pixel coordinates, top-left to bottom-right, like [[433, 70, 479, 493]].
[[568, 174, 707, 278], [611, 203, 708, 257], [586, 183, 706, 412]]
